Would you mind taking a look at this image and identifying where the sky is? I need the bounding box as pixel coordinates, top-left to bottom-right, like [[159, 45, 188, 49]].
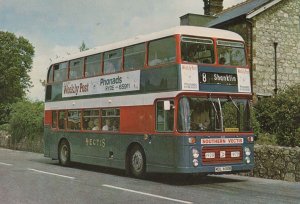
[[0, 0, 245, 101]]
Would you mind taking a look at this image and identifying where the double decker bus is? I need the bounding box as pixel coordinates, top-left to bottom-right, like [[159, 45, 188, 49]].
[[44, 26, 254, 178]]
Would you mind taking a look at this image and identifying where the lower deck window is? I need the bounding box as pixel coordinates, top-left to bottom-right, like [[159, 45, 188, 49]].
[[67, 110, 81, 130], [101, 108, 120, 131], [83, 110, 100, 131], [156, 100, 174, 132]]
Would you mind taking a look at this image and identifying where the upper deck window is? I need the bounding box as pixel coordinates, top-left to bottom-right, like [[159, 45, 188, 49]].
[[124, 43, 145, 71], [148, 37, 176, 66], [85, 54, 102, 77], [54, 62, 68, 82], [69, 58, 84, 80], [47, 66, 54, 83], [217, 40, 246, 66], [181, 37, 214, 64], [104, 49, 122, 74]]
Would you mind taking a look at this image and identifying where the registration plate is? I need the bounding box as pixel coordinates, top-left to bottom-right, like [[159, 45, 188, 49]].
[[215, 166, 232, 172], [231, 151, 240, 158], [205, 152, 215, 159]]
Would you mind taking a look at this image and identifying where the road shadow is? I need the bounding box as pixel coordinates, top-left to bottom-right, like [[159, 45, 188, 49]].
[[31, 156, 247, 186], [145, 173, 246, 186], [47, 160, 246, 186]]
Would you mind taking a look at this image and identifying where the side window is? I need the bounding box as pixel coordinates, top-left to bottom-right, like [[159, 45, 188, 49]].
[[54, 62, 68, 82], [85, 54, 102, 77], [58, 111, 66, 130], [101, 108, 120, 131], [47, 66, 54, 83], [45, 85, 52, 101], [124, 43, 145, 71], [104, 49, 122, 74], [69, 58, 84, 80], [148, 37, 176, 66], [156, 100, 174, 132], [83, 109, 100, 131], [67, 110, 81, 130], [52, 111, 57, 129]]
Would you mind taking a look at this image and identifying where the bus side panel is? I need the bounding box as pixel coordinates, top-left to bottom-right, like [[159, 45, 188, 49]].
[[44, 127, 60, 160], [121, 105, 154, 133]]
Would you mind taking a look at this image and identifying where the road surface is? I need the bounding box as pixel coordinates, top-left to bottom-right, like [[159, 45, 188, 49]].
[[0, 148, 299, 204]]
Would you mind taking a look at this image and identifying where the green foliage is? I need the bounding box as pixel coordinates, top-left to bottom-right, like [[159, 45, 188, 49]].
[[0, 31, 35, 125], [0, 103, 12, 125], [254, 84, 300, 146], [0, 123, 10, 132], [255, 133, 277, 145], [79, 41, 89, 52], [9, 100, 44, 144]]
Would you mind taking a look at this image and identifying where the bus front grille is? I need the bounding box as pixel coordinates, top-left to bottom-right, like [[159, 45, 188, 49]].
[[201, 146, 243, 165]]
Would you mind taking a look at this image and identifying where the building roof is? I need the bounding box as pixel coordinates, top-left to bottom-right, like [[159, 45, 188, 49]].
[[206, 0, 282, 27]]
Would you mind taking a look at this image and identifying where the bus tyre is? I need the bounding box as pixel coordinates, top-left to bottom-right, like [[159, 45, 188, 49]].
[[129, 145, 146, 178], [59, 140, 71, 166]]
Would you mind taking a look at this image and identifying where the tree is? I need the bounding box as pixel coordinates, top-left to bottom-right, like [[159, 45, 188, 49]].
[[79, 41, 89, 52], [9, 100, 44, 147], [0, 31, 34, 124]]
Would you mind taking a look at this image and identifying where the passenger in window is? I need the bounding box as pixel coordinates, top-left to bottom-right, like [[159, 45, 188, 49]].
[[104, 61, 115, 74], [92, 119, 99, 130], [102, 118, 111, 131], [219, 57, 226, 65], [87, 120, 94, 130], [112, 120, 119, 131], [191, 104, 210, 131], [184, 46, 201, 63]]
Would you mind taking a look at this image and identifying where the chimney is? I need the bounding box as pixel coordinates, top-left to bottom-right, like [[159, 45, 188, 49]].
[[203, 0, 224, 16]]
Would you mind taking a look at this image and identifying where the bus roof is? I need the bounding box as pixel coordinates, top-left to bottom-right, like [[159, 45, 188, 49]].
[[51, 26, 244, 65]]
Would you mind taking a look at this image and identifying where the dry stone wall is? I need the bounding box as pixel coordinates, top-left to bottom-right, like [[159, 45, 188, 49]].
[[254, 145, 300, 182]]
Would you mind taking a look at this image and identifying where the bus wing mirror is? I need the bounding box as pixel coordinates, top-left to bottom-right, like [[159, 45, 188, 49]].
[[164, 101, 171, 111]]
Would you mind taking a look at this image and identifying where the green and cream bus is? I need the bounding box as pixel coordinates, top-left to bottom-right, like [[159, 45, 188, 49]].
[[44, 26, 254, 178]]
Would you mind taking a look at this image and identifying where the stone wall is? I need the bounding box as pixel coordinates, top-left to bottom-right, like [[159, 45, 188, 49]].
[[0, 130, 10, 147], [253, 145, 300, 182], [252, 0, 300, 95]]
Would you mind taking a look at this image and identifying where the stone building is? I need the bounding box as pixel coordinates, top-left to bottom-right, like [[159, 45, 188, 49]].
[[180, 0, 300, 96]]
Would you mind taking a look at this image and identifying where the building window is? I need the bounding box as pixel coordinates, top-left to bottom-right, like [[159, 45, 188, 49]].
[[104, 49, 122, 74], [156, 100, 174, 132], [101, 108, 120, 131], [148, 37, 176, 66], [67, 110, 81, 130], [85, 54, 102, 77], [83, 109, 100, 131], [124, 43, 145, 71], [69, 58, 84, 80], [299, 16, 300, 31]]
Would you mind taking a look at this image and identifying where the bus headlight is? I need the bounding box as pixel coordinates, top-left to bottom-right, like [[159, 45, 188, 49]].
[[244, 147, 251, 156], [192, 148, 199, 159], [245, 156, 251, 164], [193, 159, 199, 167]]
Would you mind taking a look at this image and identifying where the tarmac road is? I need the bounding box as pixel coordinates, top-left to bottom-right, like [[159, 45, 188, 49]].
[[0, 148, 299, 204]]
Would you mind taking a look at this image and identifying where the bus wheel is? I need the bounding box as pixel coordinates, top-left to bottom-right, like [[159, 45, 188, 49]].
[[129, 145, 146, 178], [59, 140, 71, 166]]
